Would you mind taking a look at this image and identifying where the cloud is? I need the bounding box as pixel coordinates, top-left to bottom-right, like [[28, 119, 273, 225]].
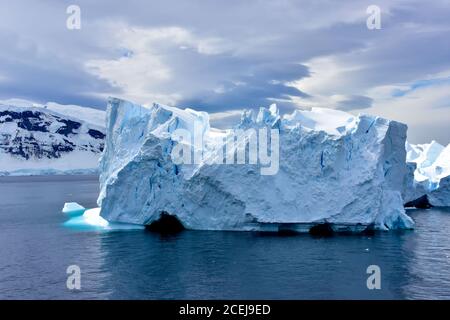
[[0, 36, 113, 107], [367, 80, 450, 144], [391, 76, 450, 98], [334, 95, 373, 111], [0, 0, 449, 142], [85, 25, 310, 112]]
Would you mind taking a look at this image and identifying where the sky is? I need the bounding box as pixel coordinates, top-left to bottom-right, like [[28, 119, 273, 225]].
[[0, 0, 449, 144]]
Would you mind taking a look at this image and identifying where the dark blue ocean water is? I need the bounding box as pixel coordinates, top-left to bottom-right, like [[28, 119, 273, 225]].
[[0, 175, 449, 299]]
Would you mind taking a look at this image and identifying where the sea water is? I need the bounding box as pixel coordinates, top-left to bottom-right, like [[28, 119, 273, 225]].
[[0, 175, 449, 299]]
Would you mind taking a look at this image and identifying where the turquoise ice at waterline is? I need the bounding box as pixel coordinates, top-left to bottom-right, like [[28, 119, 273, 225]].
[[62, 204, 144, 231]]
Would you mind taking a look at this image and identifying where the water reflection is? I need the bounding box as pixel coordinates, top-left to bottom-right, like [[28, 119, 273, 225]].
[[402, 209, 450, 299], [98, 229, 416, 299]]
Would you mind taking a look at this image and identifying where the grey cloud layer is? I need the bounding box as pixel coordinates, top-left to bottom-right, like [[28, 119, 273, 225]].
[[0, 0, 449, 142]]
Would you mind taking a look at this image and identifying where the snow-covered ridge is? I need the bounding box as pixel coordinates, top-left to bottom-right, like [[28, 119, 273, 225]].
[[404, 141, 450, 207], [0, 99, 105, 176], [0, 99, 105, 127], [96, 97, 414, 233]]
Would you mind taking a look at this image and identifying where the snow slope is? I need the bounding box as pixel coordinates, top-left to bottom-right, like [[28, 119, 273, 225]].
[[0, 99, 105, 176], [96, 97, 414, 233]]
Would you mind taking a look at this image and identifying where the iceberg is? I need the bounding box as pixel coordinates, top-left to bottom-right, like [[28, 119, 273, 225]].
[[95, 97, 414, 233], [62, 204, 144, 231], [62, 202, 86, 216], [404, 141, 450, 207]]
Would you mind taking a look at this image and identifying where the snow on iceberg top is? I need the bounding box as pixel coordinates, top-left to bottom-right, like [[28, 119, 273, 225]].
[[282, 107, 356, 135], [107, 97, 359, 139]]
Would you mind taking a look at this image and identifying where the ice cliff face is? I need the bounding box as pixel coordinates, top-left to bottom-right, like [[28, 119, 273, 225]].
[[0, 99, 105, 176], [97, 97, 414, 232], [404, 141, 450, 207]]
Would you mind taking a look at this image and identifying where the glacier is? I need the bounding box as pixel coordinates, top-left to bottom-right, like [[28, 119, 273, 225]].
[[95, 97, 414, 233], [404, 141, 450, 207]]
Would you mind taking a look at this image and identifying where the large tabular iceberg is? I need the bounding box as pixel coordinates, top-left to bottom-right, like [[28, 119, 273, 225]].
[[404, 141, 450, 207], [97, 97, 414, 233]]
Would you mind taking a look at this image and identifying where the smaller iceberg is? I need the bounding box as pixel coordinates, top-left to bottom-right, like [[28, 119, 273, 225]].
[[404, 141, 450, 207], [62, 202, 86, 217], [62, 202, 144, 231]]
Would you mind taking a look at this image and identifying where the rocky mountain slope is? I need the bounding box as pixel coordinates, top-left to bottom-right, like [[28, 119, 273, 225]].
[[0, 99, 105, 176]]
